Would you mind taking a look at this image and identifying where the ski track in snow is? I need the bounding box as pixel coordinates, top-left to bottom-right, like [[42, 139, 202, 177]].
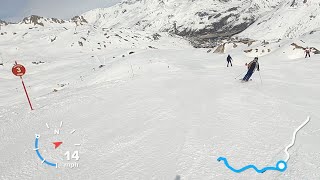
[[284, 116, 311, 162]]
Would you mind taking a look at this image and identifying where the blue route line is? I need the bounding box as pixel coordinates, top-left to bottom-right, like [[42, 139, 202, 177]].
[[217, 157, 287, 173], [35, 135, 57, 167]]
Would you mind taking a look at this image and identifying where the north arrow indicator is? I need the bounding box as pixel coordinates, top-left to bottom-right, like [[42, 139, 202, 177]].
[[53, 142, 63, 149]]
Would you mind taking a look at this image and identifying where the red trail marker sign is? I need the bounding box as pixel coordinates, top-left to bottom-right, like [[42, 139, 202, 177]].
[[12, 64, 26, 76], [12, 61, 34, 110]]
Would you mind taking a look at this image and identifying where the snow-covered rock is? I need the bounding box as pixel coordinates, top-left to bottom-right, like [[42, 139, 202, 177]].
[[71, 16, 88, 26], [0, 19, 8, 26]]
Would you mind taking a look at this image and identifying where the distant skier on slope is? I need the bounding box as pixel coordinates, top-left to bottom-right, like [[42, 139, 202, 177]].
[[305, 47, 311, 58], [242, 57, 260, 82], [227, 54, 233, 67]]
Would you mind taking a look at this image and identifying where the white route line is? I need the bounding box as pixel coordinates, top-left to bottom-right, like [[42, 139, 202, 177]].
[[284, 116, 311, 162]]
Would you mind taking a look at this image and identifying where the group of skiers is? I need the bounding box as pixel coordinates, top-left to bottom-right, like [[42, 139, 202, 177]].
[[226, 55, 260, 82], [227, 46, 312, 82]]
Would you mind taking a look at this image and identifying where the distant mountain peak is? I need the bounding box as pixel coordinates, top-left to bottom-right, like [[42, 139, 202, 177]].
[[0, 19, 8, 26], [18, 14, 89, 27], [21, 15, 66, 26]]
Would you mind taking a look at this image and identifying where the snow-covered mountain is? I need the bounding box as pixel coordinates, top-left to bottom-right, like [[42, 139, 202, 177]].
[[1, 0, 320, 51], [76, 0, 320, 47], [239, 0, 320, 40], [2, 0, 320, 46], [19, 15, 89, 27], [82, 0, 284, 38], [21, 15, 66, 26]]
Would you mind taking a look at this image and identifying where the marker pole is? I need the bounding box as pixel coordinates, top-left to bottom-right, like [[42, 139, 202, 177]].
[[20, 76, 33, 110], [14, 61, 33, 110]]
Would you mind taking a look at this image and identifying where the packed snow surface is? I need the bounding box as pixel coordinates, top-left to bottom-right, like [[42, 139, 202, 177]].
[[0, 21, 320, 180]]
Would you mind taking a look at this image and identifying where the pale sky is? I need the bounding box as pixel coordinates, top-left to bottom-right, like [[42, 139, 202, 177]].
[[0, 0, 121, 22]]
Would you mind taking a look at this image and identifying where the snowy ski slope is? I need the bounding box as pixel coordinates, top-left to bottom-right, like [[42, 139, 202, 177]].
[[1, 22, 320, 179], [1, 0, 320, 179]]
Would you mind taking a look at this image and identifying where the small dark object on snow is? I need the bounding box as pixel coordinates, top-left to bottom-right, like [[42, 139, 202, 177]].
[[129, 51, 135, 55], [148, 46, 156, 49], [32, 61, 45, 65], [51, 36, 57, 42], [58, 83, 68, 87], [99, 65, 105, 68], [152, 33, 161, 40]]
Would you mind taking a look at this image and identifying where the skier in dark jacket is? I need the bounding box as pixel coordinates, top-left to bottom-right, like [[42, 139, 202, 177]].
[[242, 57, 260, 82], [227, 55, 233, 67], [305, 47, 311, 58]]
